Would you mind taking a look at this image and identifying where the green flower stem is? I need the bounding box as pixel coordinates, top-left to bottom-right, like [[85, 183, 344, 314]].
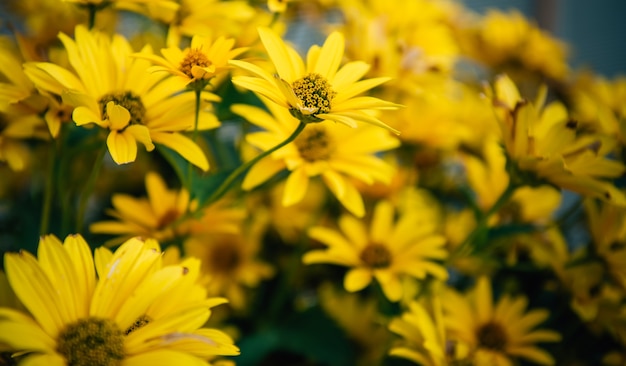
[[87, 4, 97, 29], [186, 88, 203, 212], [75, 142, 106, 233], [39, 139, 58, 235], [450, 182, 517, 259], [205, 121, 306, 205]]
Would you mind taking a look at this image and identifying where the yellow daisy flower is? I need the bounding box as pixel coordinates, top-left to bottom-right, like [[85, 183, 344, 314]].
[[233, 97, 399, 217], [389, 294, 470, 366], [165, 0, 257, 48], [488, 74, 626, 206], [0, 234, 239, 365], [24, 25, 219, 169], [303, 200, 448, 302], [585, 198, 626, 290], [229, 27, 400, 132], [317, 283, 390, 365], [90, 172, 245, 246], [183, 215, 274, 310], [442, 276, 561, 365], [135, 34, 247, 89]]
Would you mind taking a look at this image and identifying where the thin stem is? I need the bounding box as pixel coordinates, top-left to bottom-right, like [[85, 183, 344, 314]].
[[75, 143, 107, 233], [87, 4, 97, 29], [186, 88, 203, 211], [40, 139, 58, 235], [206, 122, 306, 205], [450, 182, 517, 259]]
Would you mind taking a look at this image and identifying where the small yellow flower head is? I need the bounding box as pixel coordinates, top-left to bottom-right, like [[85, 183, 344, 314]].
[[304, 200, 448, 301], [230, 27, 401, 133], [137, 34, 247, 89]]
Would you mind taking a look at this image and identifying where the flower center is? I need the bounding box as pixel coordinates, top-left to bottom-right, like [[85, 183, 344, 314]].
[[359, 243, 392, 269], [56, 317, 125, 366], [124, 315, 152, 336], [157, 208, 180, 229], [179, 48, 211, 79], [99, 91, 146, 125], [476, 321, 508, 351], [290, 73, 336, 122], [294, 125, 334, 162], [209, 236, 242, 274]]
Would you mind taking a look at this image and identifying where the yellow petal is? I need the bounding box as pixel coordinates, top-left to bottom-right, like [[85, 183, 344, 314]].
[[282, 167, 309, 206], [72, 106, 102, 126], [344, 268, 372, 292], [107, 130, 138, 165], [126, 125, 155, 151], [313, 31, 344, 81], [106, 102, 131, 131], [152, 132, 209, 171], [258, 27, 298, 82]]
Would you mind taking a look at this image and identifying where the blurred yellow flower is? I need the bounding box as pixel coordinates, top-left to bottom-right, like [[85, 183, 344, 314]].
[[585, 199, 626, 291], [336, 0, 460, 84], [183, 216, 274, 310], [318, 283, 390, 365], [91, 172, 245, 246], [389, 294, 469, 366], [0, 234, 239, 365], [24, 25, 219, 169], [165, 0, 257, 47], [304, 200, 448, 301], [460, 10, 568, 80], [233, 97, 399, 217], [230, 27, 400, 132], [443, 277, 561, 365], [488, 74, 626, 205]]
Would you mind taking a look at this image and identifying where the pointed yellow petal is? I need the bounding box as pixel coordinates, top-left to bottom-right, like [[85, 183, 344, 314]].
[[282, 167, 309, 206], [313, 31, 344, 81], [258, 27, 298, 82], [152, 132, 209, 171]]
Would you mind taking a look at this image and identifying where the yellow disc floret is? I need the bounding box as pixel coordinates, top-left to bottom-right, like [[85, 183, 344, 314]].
[[56, 317, 125, 366], [179, 48, 212, 79], [290, 73, 336, 122], [476, 321, 508, 351], [360, 243, 392, 269]]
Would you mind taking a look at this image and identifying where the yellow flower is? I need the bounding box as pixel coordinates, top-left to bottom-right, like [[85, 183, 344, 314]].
[[389, 293, 470, 366], [136, 34, 247, 89], [233, 97, 399, 217], [183, 215, 274, 310], [230, 27, 400, 132], [303, 200, 448, 301], [24, 25, 218, 169], [463, 137, 561, 225], [90, 172, 245, 246], [442, 277, 561, 365], [317, 283, 390, 365], [0, 234, 239, 365], [60, 0, 180, 24], [585, 198, 626, 290], [461, 10, 568, 80], [165, 0, 257, 48], [336, 0, 460, 83], [488, 74, 626, 206]]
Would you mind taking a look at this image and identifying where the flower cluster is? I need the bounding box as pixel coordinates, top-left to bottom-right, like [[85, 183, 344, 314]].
[[1, 0, 625, 365]]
